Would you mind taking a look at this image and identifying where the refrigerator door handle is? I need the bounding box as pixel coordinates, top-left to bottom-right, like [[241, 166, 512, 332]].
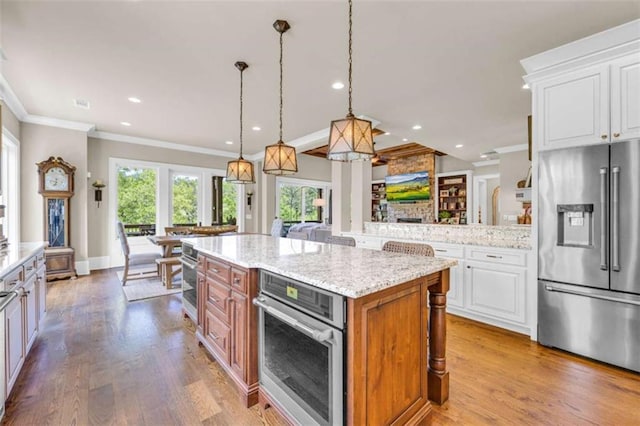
[[612, 166, 620, 272], [599, 167, 608, 271]]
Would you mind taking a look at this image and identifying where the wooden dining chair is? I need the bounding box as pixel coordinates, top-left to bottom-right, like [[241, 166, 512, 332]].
[[325, 235, 356, 247], [164, 226, 193, 236], [116, 221, 162, 285], [382, 240, 435, 257]]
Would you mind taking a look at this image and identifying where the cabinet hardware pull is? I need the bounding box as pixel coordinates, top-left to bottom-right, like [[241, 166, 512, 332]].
[[486, 254, 503, 259], [212, 297, 220, 303], [211, 268, 219, 273], [601, 134, 608, 140], [613, 133, 620, 138], [210, 334, 219, 340], [435, 249, 447, 253], [233, 277, 241, 284], [8, 281, 18, 287], [466, 265, 471, 269]]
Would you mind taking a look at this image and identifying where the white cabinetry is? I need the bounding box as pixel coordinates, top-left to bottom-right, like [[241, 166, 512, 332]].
[[5, 293, 24, 396], [535, 64, 609, 150], [611, 53, 640, 141], [1, 247, 46, 400], [431, 243, 464, 309]]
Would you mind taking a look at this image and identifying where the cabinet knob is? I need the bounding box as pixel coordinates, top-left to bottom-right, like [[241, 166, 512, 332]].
[[601, 134, 608, 140], [233, 277, 241, 284], [466, 265, 471, 269], [613, 133, 620, 138]]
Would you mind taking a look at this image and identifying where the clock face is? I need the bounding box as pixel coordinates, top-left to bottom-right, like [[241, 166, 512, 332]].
[[45, 167, 69, 191]]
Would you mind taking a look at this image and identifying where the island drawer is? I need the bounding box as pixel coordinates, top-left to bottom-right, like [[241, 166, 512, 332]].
[[205, 310, 231, 364], [36, 251, 46, 269], [206, 276, 231, 323], [466, 247, 527, 266], [206, 257, 231, 284], [231, 268, 248, 294]]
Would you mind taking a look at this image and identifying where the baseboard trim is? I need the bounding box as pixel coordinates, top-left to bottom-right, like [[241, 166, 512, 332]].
[[88, 256, 110, 271], [75, 260, 90, 276]]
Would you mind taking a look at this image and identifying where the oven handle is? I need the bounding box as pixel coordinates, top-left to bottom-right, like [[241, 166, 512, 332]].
[[253, 296, 334, 343], [0, 290, 19, 312], [180, 257, 197, 269]]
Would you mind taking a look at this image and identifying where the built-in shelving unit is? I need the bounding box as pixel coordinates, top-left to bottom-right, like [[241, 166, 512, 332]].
[[371, 181, 387, 222], [436, 172, 471, 224]]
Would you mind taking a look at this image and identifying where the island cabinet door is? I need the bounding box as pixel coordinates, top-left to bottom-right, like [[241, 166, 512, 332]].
[[230, 290, 247, 381], [347, 277, 430, 425], [205, 310, 231, 364]]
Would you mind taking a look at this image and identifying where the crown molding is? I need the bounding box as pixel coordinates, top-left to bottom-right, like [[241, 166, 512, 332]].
[[0, 73, 28, 120], [472, 159, 500, 167], [89, 130, 238, 159], [494, 143, 528, 154], [22, 115, 96, 132]]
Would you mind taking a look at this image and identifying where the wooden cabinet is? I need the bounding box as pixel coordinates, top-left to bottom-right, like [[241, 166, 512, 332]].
[[535, 52, 640, 151], [197, 254, 258, 407], [436, 172, 471, 224], [371, 181, 387, 222]]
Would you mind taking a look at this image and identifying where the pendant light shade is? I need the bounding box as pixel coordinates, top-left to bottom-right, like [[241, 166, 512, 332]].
[[226, 61, 255, 184], [263, 19, 298, 176], [327, 0, 375, 162]]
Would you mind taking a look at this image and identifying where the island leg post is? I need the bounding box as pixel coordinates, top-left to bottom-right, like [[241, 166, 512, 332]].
[[428, 269, 450, 404]]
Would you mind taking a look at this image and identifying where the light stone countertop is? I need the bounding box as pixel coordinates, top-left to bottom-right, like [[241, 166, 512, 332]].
[[360, 222, 532, 250], [0, 242, 47, 278], [184, 234, 456, 298]]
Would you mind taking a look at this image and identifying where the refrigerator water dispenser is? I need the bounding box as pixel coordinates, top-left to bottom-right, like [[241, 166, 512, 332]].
[[556, 204, 594, 247]]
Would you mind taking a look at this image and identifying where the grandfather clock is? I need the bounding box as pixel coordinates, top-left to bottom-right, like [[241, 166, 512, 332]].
[[36, 156, 77, 281]]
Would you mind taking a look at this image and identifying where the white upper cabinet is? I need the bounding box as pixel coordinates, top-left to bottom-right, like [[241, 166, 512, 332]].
[[611, 53, 640, 142], [535, 64, 610, 150], [523, 20, 640, 152]]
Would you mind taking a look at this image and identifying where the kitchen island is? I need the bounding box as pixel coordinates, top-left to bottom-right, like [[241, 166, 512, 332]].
[[185, 234, 456, 425]]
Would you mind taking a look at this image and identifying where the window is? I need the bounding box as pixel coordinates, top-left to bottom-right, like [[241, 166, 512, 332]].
[[222, 179, 237, 225], [172, 174, 198, 225], [117, 167, 157, 234], [277, 178, 330, 224], [1, 132, 19, 246]]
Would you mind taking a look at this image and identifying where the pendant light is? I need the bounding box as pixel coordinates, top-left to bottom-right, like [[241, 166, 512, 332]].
[[263, 20, 298, 175], [226, 61, 255, 184], [327, 0, 375, 162]]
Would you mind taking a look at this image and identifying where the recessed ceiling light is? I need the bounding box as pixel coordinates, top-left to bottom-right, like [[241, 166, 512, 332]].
[[225, 141, 234, 145], [120, 121, 131, 126], [455, 144, 464, 148], [128, 97, 142, 103], [522, 83, 530, 90], [480, 154, 488, 158], [412, 125, 422, 130], [384, 132, 390, 136], [332, 81, 345, 90], [402, 138, 408, 142], [252, 126, 261, 131]]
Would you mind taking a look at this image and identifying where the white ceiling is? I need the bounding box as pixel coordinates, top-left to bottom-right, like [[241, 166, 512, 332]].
[[2, 1, 639, 162]]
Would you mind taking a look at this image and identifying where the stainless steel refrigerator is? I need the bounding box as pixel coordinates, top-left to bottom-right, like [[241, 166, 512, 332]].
[[538, 141, 640, 373]]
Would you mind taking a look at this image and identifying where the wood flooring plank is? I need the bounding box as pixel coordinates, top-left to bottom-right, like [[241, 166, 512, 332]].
[[2, 270, 639, 426]]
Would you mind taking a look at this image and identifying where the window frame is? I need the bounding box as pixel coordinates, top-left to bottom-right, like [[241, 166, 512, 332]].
[[275, 177, 331, 224]]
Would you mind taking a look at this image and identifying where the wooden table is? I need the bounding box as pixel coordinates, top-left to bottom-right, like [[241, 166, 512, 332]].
[[147, 235, 195, 258], [190, 225, 238, 235]]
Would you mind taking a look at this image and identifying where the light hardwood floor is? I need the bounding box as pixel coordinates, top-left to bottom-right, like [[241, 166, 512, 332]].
[[3, 270, 639, 425]]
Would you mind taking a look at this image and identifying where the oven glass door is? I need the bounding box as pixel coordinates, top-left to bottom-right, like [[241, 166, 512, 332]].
[[257, 294, 343, 426]]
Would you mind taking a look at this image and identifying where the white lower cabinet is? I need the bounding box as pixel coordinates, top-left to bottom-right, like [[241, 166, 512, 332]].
[[5, 295, 24, 396], [464, 261, 526, 324], [36, 265, 47, 324], [24, 275, 38, 354]]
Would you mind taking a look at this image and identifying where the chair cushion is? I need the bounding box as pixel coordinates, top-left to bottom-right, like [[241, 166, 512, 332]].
[[129, 252, 162, 266]]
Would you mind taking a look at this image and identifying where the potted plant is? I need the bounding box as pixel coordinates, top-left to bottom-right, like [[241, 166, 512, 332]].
[[438, 210, 452, 223]]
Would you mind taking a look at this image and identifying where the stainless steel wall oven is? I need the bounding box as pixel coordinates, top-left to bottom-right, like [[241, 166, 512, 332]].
[[181, 242, 198, 321], [254, 270, 345, 426]]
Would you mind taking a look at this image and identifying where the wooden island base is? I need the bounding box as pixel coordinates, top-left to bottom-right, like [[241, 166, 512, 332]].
[[193, 241, 450, 425]]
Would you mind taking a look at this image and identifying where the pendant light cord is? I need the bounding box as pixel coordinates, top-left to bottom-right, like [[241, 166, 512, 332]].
[[239, 67, 244, 158], [348, 0, 353, 116], [279, 29, 284, 142]]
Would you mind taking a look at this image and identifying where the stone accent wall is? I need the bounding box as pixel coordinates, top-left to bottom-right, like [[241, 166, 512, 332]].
[[386, 153, 436, 224]]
